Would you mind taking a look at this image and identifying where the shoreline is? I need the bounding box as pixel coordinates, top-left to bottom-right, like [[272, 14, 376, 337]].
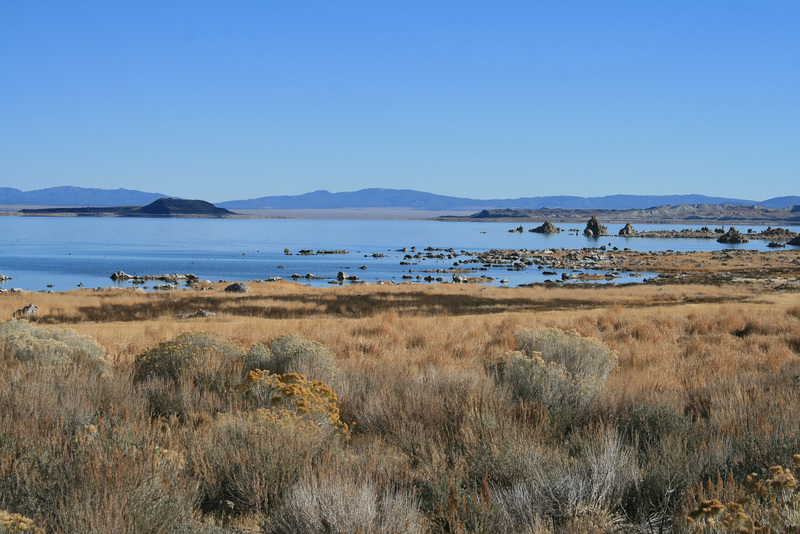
[[3, 247, 799, 295]]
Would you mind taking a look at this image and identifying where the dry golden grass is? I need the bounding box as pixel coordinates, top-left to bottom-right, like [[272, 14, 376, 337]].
[[2, 273, 800, 532]]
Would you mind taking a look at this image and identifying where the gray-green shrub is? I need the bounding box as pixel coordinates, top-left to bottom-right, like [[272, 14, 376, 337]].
[[134, 331, 243, 384], [0, 319, 109, 373], [188, 409, 332, 514], [514, 327, 617, 385], [265, 469, 428, 534], [245, 334, 337, 382], [493, 426, 639, 531], [492, 327, 617, 414]]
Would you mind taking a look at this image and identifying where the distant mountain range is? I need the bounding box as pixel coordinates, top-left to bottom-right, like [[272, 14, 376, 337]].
[[219, 189, 800, 211], [0, 186, 169, 207], [1, 186, 798, 211]]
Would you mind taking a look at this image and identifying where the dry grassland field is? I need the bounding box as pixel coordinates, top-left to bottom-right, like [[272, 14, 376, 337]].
[[1, 249, 800, 533]]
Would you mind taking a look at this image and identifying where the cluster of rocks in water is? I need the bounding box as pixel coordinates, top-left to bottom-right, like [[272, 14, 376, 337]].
[[507, 216, 799, 242], [110, 271, 200, 284], [10, 216, 790, 293], [454, 247, 630, 282], [506, 218, 799, 249], [509, 220, 565, 234], [612, 224, 797, 246], [283, 249, 349, 255], [508, 217, 611, 238]]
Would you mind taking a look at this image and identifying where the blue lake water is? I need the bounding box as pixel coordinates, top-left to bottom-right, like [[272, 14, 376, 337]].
[[1, 217, 798, 292]]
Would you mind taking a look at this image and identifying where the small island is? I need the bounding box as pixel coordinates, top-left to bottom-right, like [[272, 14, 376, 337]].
[[18, 198, 235, 218]]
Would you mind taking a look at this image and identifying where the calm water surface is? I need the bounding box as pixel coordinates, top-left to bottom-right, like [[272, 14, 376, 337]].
[[1, 217, 798, 292]]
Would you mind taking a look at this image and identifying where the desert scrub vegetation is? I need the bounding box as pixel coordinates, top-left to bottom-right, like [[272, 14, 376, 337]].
[[685, 455, 800, 532], [244, 333, 338, 381], [264, 460, 428, 534], [187, 367, 350, 515], [0, 319, 109, 373], [0, 335, 199, 533], [2, 284, 800, 532], [490, 326, 617, 423], [134, 330, 243, 384], [0, 510, 44, 534], [238, 369, 349, 435], [188, 406, 336, 516]]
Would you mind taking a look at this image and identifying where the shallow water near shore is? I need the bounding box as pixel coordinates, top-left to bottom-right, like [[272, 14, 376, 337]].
[[1, 217, 798, 292]]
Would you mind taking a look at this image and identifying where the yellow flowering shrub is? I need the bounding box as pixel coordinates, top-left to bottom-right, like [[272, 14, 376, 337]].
[[0, 510, 44, 534], [688, 455, 800, 532], [239, 370, 349, 436]]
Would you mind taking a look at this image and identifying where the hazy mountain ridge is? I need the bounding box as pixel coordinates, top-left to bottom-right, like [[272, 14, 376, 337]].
[[220, 189, 799, 210], [0, 186, 170, 207], [2, 186, 798, 211]]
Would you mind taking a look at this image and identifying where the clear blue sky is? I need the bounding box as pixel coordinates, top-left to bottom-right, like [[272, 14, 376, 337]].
[[2, 1, 798, 202]]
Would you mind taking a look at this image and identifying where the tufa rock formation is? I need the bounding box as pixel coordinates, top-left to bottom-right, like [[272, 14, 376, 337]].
[[583, 216, 608, 237], [530, 220, 561, 234], [716, 227, 749, 244], [788, 235, 800, 246], [619, 223, 638, 236]]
